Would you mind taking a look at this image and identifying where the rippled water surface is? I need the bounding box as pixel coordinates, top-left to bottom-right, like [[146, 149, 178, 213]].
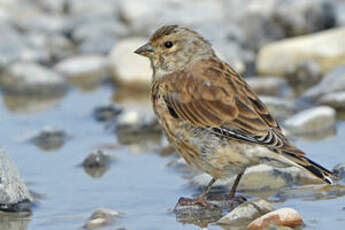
[[1, 86, 344, 230]]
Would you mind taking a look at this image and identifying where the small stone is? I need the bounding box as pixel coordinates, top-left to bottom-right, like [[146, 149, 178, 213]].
[[284, 60, 322, 93], [0, 62, 68, 96], [318, 91, 345, 110], [247, 208, 303, 230], [246, 77, 286, 96], [175, 198, 245, 227], [78, 36, 117, 55], [217, 199, 274, 226], [284, 106, 336, 135], [84, 208, 122, 230], [82, 150, 113, 169], [109, 38, 152, 90], [54, 55, 110, 89], [0, 25, 48, 68], [55, 56, 109, 79], [115, 108, 161, 135], [0, 148, 33, 211], [257, 28, 345, 76], [273, 0, 336, 37], [31, 126, 69, 151], [119, 0, 224, 31], [302, 66, 345, 100], [93, 104, 123, 122], [333, 163, 345, 179]]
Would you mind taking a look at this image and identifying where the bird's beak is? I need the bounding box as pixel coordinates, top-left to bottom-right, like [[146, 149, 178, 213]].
[[134, 43, 154, 57]]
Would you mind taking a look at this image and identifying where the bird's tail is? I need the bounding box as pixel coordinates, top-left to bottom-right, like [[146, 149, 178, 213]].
[[282, 149, 337, 184]]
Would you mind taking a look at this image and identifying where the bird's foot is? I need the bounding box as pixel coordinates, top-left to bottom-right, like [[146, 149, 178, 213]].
[[177, 196, 217, 208]]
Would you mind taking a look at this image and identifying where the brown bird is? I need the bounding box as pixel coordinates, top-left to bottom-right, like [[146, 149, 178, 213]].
[[135, 25, 336, 207]]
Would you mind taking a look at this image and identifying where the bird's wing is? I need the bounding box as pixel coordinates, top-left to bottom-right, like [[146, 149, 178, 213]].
[[158, 58, 302, 154]]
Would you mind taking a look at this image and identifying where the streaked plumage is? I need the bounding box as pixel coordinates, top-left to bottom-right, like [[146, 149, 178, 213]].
[[135, 25, 336, 206]]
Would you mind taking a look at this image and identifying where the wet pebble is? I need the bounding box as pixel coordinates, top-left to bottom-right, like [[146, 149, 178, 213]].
[[247, 208, 302, 230], [82, 150, 113, 169], [318, 91, 345, 110], [284, 106, 336, 135], [0, 148, 33, 212], [216, 199, 274, 226], [0, 24, 49, 68], [109, 38, 152, 90], [84, 208, 122, 230], [257, 28, 345, 76], [93, 104, 123, 122], [333, 163, 345, 179], [175, 197, 245, 227], [0, 62, 68, 96], [115, 108, 161, 135], [273, 0, 336, 37], [247, 76, 287, 96], [30, 126, 69, 151], [302, 66, 345, 101]]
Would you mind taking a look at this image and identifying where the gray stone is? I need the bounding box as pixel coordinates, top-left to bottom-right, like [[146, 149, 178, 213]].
[[84, 208, 123, 230], [284, 60, 322, 93], [175, 197, 245, 227], [78, 36, 117, 55], [82, 150, 113, 169], [115, 108, 161, 135], [0, 62, 68, 96], [333, 163, 345, 179], [119, 0, 224, 32], [257, 28, 345, 76], [31, 126, 69, 151], [0, 148, 33, 211], [26, 33, 75, 62], [0, 24, 48, 69], [259, 96, 299, 121], [54, 56, 110, 87], [93, 104, 123, 122], [284, 106, 336, 135], [273, 0, 336, 37], [216, 199, 274, 226], [302, 66, 345, 101], [318, 91, 345, 110], [109, 37, 152, 90], [247, 77, 287, 96]]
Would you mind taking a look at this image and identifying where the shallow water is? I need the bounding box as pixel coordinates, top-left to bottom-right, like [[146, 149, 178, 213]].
[[0, 85, 344, 230]]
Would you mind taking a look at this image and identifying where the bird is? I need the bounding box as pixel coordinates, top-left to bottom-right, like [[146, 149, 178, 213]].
[[134, 25, 336, 207]]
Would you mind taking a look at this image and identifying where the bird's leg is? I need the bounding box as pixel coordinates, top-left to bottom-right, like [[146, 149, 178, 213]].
[[227, 170, 245, 200], [178, 178, 217, 208]]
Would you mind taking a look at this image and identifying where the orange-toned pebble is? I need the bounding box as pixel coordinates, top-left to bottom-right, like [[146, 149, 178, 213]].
[[247, 208, 302, 230]]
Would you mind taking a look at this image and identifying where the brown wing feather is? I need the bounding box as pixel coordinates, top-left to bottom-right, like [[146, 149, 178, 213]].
[[158, 57, 336, 183], [160, 58, 288, 149]]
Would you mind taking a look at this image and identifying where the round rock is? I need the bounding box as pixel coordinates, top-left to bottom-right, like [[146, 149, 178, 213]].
[[284, 106, 336, 135], [109, 37, 152, 90], [0, 62, 68, 96]]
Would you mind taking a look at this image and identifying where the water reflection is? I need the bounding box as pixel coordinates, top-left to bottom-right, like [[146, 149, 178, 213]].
[[0, 211, 31, 230]]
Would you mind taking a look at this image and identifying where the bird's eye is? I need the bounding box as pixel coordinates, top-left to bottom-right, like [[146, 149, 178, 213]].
[[164, 41, 173, 48]]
